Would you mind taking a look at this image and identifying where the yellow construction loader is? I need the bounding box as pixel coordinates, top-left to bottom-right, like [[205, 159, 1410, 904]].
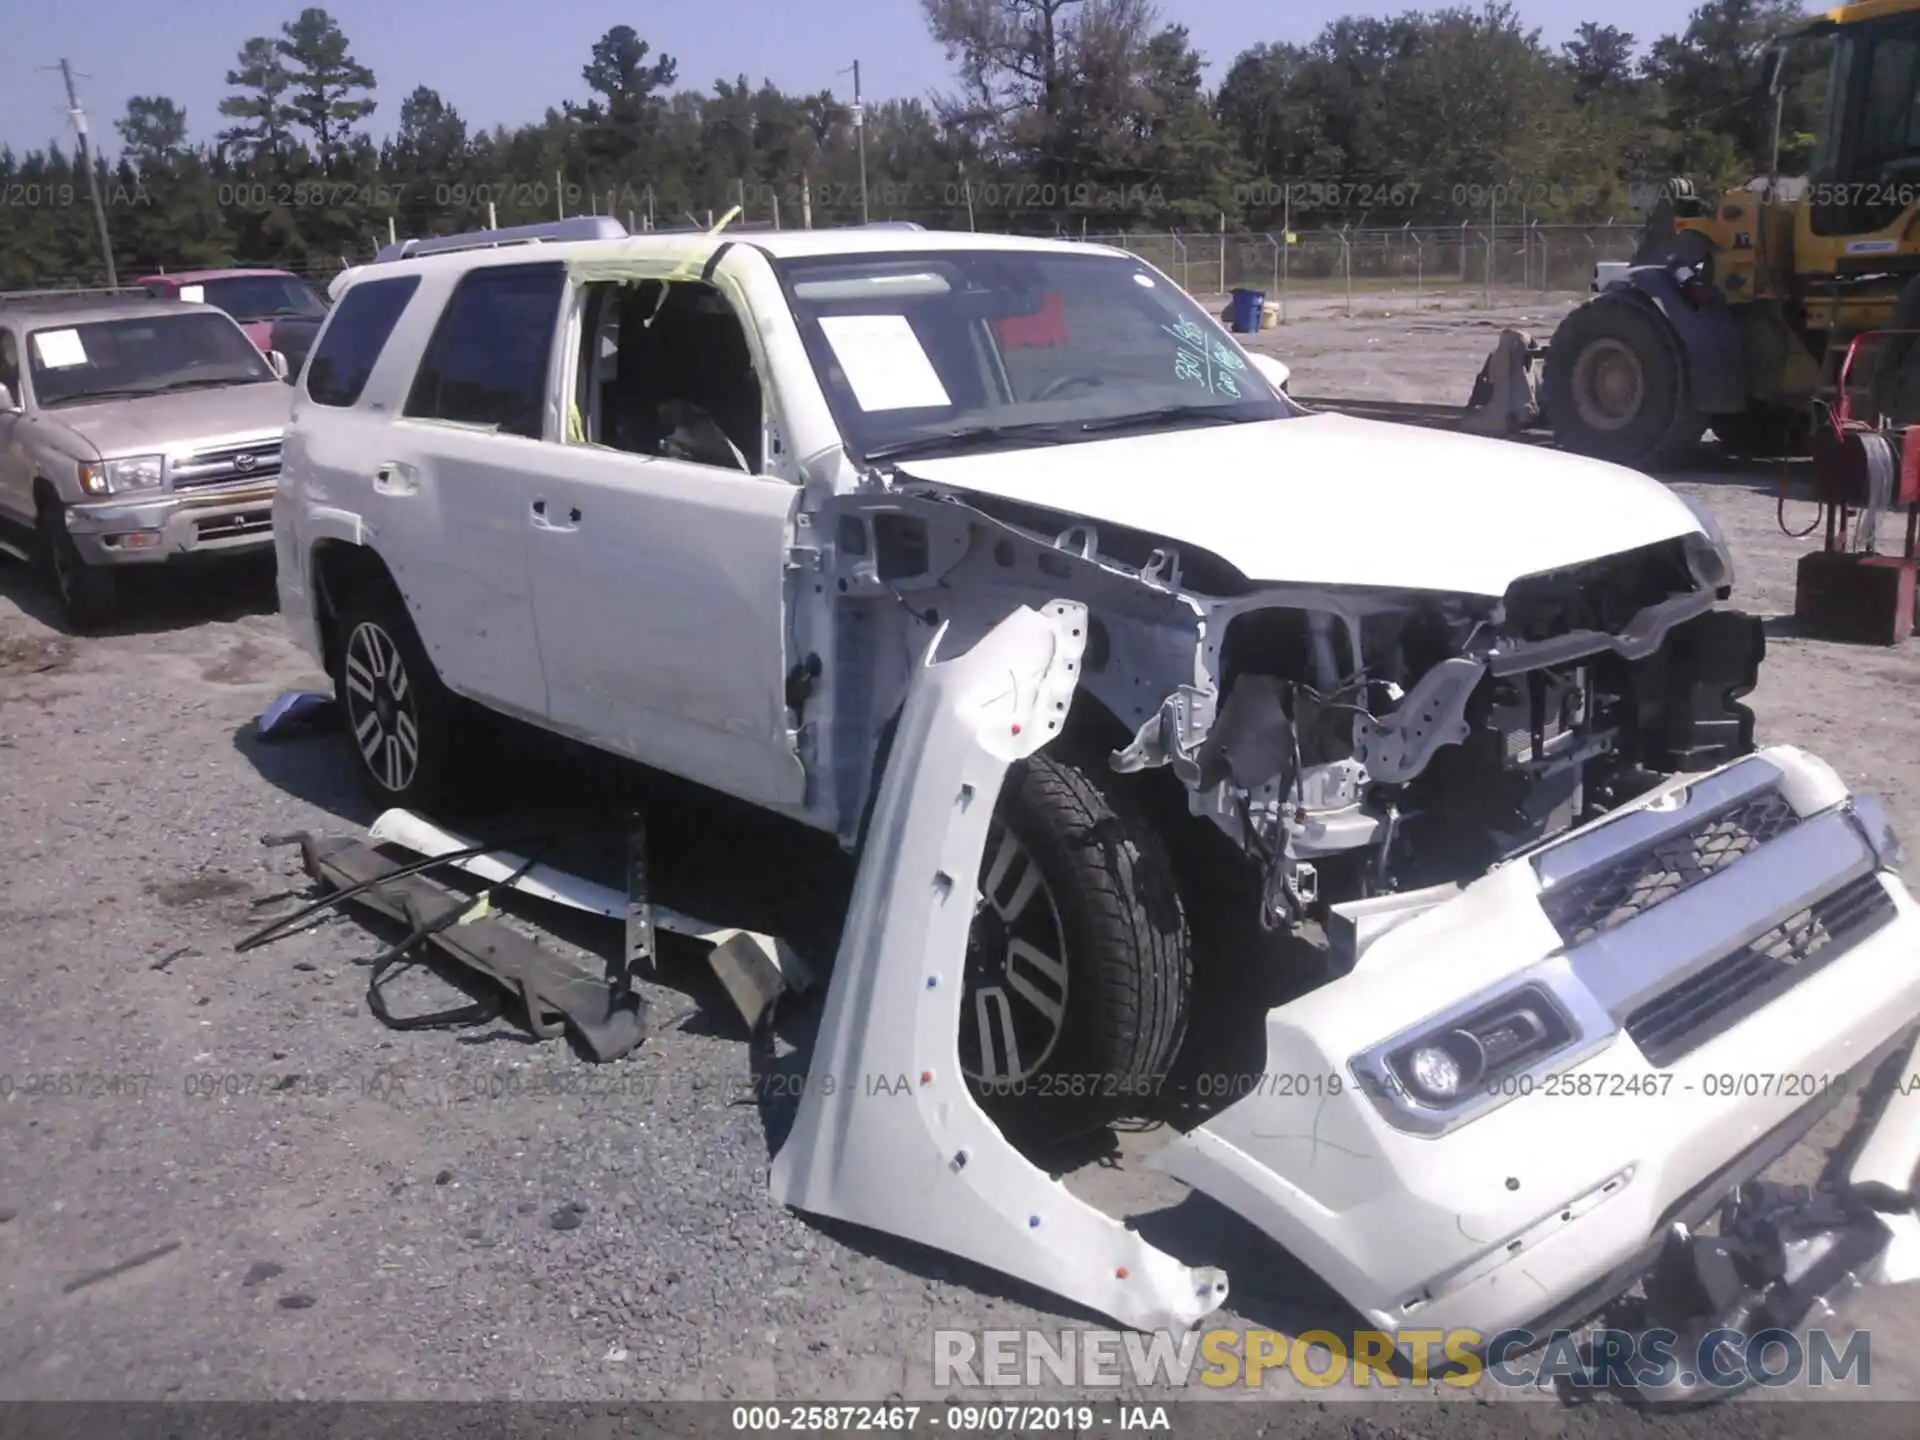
[[1536, 0, 1920, 467]]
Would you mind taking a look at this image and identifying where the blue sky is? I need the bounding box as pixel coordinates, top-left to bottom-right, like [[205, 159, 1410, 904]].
[[3, 0, 1700, 157]]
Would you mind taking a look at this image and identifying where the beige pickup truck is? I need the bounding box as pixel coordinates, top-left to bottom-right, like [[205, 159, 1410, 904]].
[[0, 290, 293, 631]]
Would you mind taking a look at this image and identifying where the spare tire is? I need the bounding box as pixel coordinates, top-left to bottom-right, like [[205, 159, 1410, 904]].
[[1543, 292, 1703, 471]]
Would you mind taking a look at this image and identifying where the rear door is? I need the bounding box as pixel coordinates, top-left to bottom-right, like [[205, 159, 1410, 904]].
[[372, 262, 566, 724]]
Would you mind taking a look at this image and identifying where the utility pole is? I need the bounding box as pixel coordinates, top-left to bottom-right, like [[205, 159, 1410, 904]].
[[50, 60, 116, 287], [844, 61, 869, 224], [1281, 188, 1291, 324]]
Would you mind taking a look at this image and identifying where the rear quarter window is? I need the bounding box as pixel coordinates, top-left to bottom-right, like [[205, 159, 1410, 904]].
[[305, 275, 421, 407]]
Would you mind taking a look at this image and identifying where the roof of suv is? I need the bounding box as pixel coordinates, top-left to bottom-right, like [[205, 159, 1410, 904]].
[[0, 294, 223, 326], [336, 226, 1128, 292]]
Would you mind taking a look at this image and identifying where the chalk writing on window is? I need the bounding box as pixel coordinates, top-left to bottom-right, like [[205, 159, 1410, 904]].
[[1162, 317, 1240, 397]]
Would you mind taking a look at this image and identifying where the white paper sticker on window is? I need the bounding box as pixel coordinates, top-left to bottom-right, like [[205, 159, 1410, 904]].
[[32, 329, 88, 368], [817, 314, 951, 411], [178, 284, 205, 304]]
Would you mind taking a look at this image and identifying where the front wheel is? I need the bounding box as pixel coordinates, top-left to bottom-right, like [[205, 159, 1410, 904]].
[[36, 498, 116, 634], [963, 753, 1191, 1142]]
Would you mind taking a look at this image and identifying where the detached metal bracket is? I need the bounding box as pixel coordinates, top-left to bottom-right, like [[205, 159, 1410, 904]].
[[625, 810, 655, 978]]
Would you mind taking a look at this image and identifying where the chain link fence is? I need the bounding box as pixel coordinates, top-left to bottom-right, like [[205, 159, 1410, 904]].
[[1093, 223, 1643, 304], [30, 221, 1645, 313]]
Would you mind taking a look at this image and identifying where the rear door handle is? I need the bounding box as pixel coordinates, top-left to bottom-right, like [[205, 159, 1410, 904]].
[[373, 462, 419, 496], [531, 498, 581, 531]]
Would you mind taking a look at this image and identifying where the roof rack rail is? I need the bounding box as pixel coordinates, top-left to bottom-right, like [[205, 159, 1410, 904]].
[[372, 215, 629, 264], [860, 221, 926, 230]]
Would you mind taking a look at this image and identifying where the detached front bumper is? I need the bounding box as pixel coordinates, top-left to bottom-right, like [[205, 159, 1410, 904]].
[[65, 481, 277, 564], [1152, 744, 1920, 1350]]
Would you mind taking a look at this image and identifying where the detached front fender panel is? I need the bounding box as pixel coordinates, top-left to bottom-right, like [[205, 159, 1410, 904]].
[[768, 598, 1229, 1334], [1613, 267, 1746, 417]]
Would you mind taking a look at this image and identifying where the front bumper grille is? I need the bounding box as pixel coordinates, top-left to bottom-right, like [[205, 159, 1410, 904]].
[[194, 509, 273, 541], [1528, 753, 1906, 1073], [1626, 871, 1897, 1066], [1538, 787, 1800, 946], [172, 440, 282, 490]]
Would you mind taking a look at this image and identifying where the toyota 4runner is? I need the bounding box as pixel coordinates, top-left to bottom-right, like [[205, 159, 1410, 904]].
[[0, 290, 293, 630], [275, 218, 1920, 1371]]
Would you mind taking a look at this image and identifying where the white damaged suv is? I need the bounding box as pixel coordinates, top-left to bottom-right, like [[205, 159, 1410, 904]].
[[277, 219, 1920, 1375]]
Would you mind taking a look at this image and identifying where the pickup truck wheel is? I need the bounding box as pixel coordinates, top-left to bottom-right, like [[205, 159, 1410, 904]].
[[332, 586, 458, 810], [964, 753, 1190, 1141], [36, 499, 115, 634]]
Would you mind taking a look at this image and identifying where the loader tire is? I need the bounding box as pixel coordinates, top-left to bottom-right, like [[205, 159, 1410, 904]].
[[964, 752, 1191, 1145], [1543, 292, 1703, 472]]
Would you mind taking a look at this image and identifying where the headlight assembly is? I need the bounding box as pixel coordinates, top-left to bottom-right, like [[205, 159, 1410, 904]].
[[1679, 493, 1734, 595], [78, 454, 166, 496], [1351, 977, 1613, 1134]]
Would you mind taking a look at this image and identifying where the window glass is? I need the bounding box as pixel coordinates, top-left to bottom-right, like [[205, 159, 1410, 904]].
[[199, 275, 329, 321], [1863, 37, 1920, 160], [27, 312, 275, 407], [404, 264, 565, 439], [774, 249, 1291, 463], [306, 276, 420, 408]]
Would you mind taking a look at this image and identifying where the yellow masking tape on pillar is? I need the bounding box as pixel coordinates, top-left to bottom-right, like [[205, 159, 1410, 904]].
[[563, 205, 745, 444]]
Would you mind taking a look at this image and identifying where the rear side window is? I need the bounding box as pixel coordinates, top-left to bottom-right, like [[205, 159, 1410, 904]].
[[305, 276, 420, 407], [404, 263, 565, 439]]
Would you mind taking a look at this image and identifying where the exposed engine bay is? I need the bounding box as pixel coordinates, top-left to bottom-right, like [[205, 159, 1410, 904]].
[[807, 476, 1755, 956], [1122, 535, 1759, 937]]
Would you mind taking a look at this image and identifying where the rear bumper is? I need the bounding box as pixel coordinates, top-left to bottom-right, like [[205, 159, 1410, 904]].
[[65, 482, 278, 564], [1151, 745, 1920, 1345]]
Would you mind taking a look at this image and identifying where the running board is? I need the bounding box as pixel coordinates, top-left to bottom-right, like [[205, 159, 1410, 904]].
[[367, 807, 814, 1022], [292, 832, 649, 1061]]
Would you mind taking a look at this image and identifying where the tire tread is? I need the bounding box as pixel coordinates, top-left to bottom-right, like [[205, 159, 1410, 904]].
[[1003, 753, 1190, 1107]]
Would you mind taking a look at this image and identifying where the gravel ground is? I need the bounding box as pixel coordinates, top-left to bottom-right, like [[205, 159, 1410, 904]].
[[4, 293, 1920, 1430]]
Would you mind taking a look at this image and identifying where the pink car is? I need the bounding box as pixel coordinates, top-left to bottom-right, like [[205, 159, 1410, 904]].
[[135, 268, 330, 380]]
